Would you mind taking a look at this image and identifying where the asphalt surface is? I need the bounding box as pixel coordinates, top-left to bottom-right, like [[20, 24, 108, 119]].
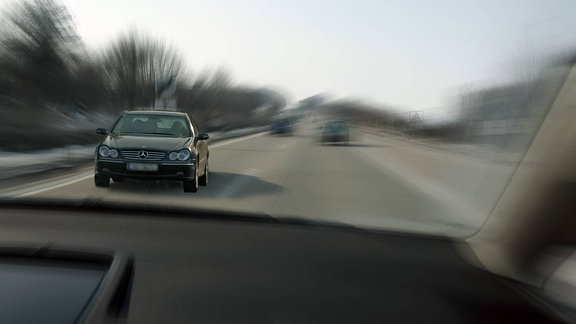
[[0, 120, 516, 236]]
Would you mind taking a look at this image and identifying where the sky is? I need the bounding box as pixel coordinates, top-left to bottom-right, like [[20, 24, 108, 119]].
[[4, 0, 576, 113]]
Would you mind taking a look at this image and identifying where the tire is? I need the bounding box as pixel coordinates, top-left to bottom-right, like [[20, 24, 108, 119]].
[[112, 176, 124, 183], [183, 162, 198, 192], [95, 175, 110, 187], [199, 161, 208, 186]]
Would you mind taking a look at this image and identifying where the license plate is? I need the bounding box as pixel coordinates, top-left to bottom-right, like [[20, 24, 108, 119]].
[[127, 163, 158, 171]]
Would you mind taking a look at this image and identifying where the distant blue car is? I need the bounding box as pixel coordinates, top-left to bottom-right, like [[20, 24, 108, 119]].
[[270, 118, 292, 136], [320, 120, 349, 144]]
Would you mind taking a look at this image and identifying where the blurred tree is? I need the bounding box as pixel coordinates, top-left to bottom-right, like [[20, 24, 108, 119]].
[[101, 29, 184, 110], [178, 68, 286, 130], [322, 99, 396, 129], [0, 0, 82, 117], [0, 0, 286, 148]]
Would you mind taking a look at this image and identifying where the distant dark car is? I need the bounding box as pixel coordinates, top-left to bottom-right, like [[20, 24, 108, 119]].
[[94, 110, 209, 192], [320, 120, 350, 144], [270, 118, 292, 135]]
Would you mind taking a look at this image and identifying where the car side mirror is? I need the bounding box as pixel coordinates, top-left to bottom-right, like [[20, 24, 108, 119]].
[[96, 128, 108, 135], [196, 133, 210, 141]]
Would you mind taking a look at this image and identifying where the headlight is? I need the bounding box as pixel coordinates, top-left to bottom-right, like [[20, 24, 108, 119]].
[[178, 150, 191, 161], [98, 146, 110, 157], [169, 149, 191, 161], [98, 146, 118, 158]]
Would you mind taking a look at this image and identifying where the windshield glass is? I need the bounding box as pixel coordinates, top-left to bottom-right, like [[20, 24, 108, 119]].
[[112, 114, 191, 137], [0, 0, 574, 237]]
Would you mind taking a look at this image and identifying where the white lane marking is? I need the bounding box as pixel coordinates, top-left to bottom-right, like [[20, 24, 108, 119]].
[[276, 143, 289, 150], [211, 132, 265, 148], [8, 132, 266, 198], [13, 173, 94, 198], [354, 146, 486, 226], [216, 168, 259, 199]]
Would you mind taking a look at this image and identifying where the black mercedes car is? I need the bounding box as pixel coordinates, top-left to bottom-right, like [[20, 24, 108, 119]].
[[94, 110, 209, 192]]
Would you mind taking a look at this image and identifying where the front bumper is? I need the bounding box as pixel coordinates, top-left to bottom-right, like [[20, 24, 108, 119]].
[[321, 134, 349, 142], [95, 159, 195, 180]]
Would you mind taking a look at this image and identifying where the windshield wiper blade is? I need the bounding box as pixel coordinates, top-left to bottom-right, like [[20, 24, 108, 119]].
[[0, 197, 276, 223], [0, 198, 362, 231], [151, 132, 176, 136], [274, 216, 359, 230]]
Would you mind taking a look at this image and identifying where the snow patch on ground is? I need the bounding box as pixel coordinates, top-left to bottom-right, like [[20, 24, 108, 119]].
[[0, 127, 268, 180]]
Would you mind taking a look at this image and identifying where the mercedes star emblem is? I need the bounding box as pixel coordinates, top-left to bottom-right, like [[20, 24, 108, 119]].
[[138, 150, 149, 159]]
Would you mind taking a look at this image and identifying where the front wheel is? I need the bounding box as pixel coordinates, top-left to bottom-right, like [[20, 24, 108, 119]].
[[183, 163, 199, 192], [94, 175, 110, 187], [199, 161, 208, 186]]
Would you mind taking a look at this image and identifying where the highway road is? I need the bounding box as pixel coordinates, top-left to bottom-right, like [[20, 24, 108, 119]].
[[0, 120, 516, 236]]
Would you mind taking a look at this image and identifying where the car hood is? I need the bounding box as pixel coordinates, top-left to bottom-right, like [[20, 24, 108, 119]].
[[103, 135, 192, 151]]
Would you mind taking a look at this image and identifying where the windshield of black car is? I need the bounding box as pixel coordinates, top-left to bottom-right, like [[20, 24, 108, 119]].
[[111, 115, 191, 137], [324, 122, 346, 129]]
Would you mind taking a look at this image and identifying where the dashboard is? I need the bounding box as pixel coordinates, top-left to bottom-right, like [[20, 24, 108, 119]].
[[0, 201, 565, 323]]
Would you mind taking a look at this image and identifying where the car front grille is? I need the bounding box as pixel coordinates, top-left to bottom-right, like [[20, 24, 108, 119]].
[[121, 150, 166, 161]]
